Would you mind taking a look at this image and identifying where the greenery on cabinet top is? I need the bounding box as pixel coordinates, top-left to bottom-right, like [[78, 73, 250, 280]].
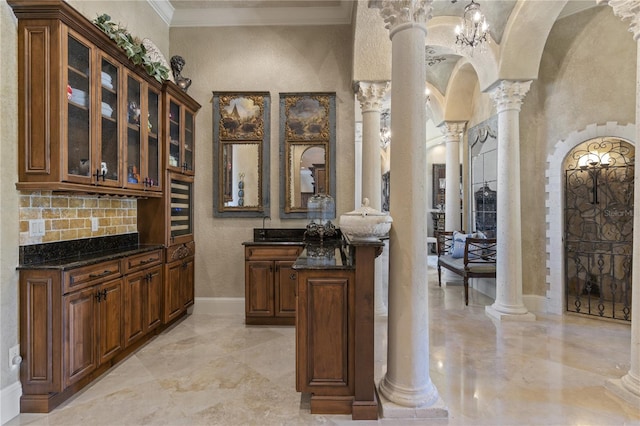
[[93, 14, 170, 83]]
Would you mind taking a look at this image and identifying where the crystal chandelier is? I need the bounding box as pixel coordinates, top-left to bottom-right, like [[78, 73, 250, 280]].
[[454, 0, 489, 55]]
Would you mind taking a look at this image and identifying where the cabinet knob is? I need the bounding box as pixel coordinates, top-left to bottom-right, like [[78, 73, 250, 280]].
[[290, 273, 297, 281]]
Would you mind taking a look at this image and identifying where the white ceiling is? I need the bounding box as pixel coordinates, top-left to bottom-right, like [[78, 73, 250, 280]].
[[152, 0, 599, 28]]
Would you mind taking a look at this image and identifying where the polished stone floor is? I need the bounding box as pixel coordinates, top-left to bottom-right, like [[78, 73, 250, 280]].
[[8, 267, 638, 425]]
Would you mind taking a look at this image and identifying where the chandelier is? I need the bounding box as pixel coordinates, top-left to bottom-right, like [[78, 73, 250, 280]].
[[380, 110, 391, 149], [454, 0, 489, 55]]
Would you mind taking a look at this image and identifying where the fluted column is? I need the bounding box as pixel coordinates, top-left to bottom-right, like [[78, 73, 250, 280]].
[[376, 0, 446, 416], [440, 122, 466, 232], [485, 80, 535, 322], [357, 81, 391, 316], [597, 0, 640, 406]]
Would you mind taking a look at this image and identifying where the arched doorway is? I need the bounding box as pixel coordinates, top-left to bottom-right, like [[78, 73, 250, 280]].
[[564, 137, 634, 321]]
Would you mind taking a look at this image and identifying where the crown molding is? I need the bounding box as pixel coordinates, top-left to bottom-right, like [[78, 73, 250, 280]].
[[147, 0, 175, 26]]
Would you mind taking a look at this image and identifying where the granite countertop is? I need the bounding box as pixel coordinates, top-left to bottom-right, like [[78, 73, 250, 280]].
[[18, 244, 164, 270], [292, 240, 352, 270], [18, 234, 164, 270]]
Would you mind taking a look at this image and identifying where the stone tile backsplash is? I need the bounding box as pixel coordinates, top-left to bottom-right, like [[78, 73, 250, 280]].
[[19, 192, 137, 246]]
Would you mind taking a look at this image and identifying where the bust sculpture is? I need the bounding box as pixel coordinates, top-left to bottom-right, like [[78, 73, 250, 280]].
[[170, 55, 192, 93]]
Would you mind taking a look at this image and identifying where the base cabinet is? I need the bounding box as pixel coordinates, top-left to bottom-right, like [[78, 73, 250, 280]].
[[19, 249, 167, 413], [124, 265, 163, 347], [165, 256, 194, 323], [64, 277, 123, 387], [244, 245, 303, 326], [295, 241, 381, 420], [164, 242, 195, 323]]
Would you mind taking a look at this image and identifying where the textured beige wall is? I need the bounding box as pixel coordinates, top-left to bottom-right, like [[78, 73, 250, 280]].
[[1, 0, 21, 390], [1, 0, 168, 392], [519, 6, 635, 297], [68, 0, 170, 58], [169, 25, 355, 298]]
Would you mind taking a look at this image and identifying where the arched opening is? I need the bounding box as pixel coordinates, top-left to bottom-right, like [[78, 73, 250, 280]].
[[563, 137, 634, 321]]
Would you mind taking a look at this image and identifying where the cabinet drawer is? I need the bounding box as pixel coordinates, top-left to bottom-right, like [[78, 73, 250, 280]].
[[124, 250, 163, 274], [245, 245, 303, 261], [63, 260, 122, 294]]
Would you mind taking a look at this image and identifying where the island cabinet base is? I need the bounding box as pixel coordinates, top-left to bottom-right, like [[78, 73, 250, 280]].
[[294, 239, 383, 420]]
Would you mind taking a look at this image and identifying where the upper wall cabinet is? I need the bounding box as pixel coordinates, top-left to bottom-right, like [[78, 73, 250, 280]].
[[9, 0, 167, 197], [164, 83, 200, 176]]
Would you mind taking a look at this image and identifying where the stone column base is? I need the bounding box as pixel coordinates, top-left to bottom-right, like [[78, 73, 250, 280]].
[[377, 384, 448, 419], [605, 375, 640, 407], [485, 305, 536, 321]]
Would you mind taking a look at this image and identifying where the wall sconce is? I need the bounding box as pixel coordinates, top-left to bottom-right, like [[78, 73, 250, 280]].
[[578, 152, 610, 205]]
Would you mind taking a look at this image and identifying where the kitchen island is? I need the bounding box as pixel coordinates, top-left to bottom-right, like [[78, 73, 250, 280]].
[[293, 235, 383, 420]]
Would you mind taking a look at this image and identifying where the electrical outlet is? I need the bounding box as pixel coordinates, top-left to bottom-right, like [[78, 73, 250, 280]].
[[8, 345, 20, 370], [91, 217, 99, 232], [29, 219, 45, 237]]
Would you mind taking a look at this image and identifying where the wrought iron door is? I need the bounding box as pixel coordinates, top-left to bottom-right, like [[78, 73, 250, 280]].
[[564, 138, 634, 321]]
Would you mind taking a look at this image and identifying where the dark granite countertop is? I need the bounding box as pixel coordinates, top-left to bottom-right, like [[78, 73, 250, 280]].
[[292, 240, 352, 270], [18, 244, 164, 270], [18, 234, 164, 270]]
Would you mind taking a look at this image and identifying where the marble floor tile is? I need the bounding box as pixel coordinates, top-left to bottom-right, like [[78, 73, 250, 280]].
[[7, 268, 639, 426]]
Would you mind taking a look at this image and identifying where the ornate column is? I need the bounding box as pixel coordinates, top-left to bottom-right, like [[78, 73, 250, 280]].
[[597, 0, 640, 406], [356, 81, 390, 209], [485, 80, 535, 322], [376, 0, 446, 417], [357, 81, 391, 316], [440, 121, 466, 232]]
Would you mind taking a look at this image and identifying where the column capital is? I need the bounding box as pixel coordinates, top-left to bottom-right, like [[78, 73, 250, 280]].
[[439, 121, 466, 141], [375, 0, 433, 37], [356, 81, 390, 112], [597, 0, 640, 40], [489, 80, 532, 113]]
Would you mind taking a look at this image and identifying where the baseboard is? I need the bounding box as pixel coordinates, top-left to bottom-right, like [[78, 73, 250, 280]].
[[192, 297, 244, 316], [470, 278, 496, 299], [1, 380, 21, 425]]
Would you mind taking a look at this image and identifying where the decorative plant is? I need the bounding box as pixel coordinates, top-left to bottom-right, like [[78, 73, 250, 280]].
[[93, 14, 169, 83]]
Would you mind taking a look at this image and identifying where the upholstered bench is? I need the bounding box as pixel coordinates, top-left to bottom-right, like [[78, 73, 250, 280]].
[[436, 231, 497, 305]]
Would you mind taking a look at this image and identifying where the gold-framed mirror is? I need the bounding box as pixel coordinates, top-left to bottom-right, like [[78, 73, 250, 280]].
[[279, 93, 336, 219], [213, 92, 270, 217]]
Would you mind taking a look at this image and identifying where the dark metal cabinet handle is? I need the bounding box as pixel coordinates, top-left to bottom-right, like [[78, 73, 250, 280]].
[[89, 270, 112, 279], [290, 273, 297, 281]]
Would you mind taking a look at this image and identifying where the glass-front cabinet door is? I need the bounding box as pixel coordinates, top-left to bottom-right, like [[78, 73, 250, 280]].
[[168, 100, 181, 172], [167, 96, 196, 176], [146, 87, 162, 191], [95, 53, 121, 187], [65, 31, 92, 184], [124, 74, 143, 190], [184, 110, 195, 173]]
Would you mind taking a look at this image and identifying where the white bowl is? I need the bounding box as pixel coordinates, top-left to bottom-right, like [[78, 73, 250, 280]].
[[339, 198, 392, 239]]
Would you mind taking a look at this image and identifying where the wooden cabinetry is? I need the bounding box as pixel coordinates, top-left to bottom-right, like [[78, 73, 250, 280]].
[[295, 241, 381, 420], [123, 250, 163, 347], [10, 0, 163, 197], [165, 251, 194, 323], [19, 249, 163, 413], [244, 245, 303, 325], [164, 83, 198, 175]]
